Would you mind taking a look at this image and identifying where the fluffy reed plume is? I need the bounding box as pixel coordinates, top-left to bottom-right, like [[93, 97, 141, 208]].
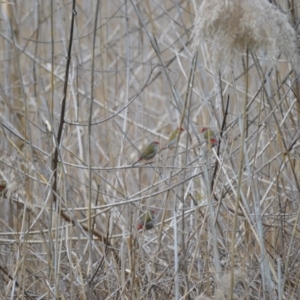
[[195, 271, 248, 300], [192, 0, 298, 70], [214, 271, 248, 300], [215, 270, 250, 300], [194, 295, 211, 300]]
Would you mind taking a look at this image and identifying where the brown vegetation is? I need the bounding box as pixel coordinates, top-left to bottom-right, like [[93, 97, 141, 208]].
[[0, 0, 299, 299]]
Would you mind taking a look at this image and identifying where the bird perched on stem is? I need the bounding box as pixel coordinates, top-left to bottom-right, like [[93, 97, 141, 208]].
[[137, 209, 157, 230], [162, 127, 185, 150], [200, 127, 218, 146], [132, 141, 160, 166]]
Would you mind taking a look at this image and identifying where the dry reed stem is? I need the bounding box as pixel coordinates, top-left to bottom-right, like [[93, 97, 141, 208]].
[[0, 0, 300, 299]]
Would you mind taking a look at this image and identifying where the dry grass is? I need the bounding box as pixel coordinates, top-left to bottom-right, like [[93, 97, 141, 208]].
[[0, 0, 300, 299]]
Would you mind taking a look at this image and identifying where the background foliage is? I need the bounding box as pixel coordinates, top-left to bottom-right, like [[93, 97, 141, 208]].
[[0, 0, 300, 299]]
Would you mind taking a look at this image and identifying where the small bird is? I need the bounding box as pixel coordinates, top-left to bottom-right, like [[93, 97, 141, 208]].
[[200, 127, 218, 146], [132, 141, 160, 166], [162, 127, 185, 150], [137, 209, 157, 230]]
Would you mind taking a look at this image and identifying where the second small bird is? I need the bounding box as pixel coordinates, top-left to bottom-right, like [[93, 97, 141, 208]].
[[200, 127, 218, 146], [162, 127, 185, 150], [132, 141, 160, 166], [137, 209, 157, 230]]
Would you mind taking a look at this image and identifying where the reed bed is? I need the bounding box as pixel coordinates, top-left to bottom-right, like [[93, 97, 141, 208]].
[[0, 0, 299, 299]]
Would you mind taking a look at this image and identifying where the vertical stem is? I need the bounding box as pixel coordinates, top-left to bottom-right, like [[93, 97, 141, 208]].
[[48, 0, 55, 286], [51, 1, 76, 295], [229, 49, 249, 299], [51, 0, 76, 207], [173, 210, 179, 300], [88, 0, 101, 278]]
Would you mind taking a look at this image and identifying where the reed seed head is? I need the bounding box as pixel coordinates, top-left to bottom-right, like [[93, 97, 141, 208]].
[[192, 0, 299, 71]]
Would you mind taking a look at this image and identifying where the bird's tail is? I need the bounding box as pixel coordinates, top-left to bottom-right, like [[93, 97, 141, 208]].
[[132, 159, 140, 166]]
